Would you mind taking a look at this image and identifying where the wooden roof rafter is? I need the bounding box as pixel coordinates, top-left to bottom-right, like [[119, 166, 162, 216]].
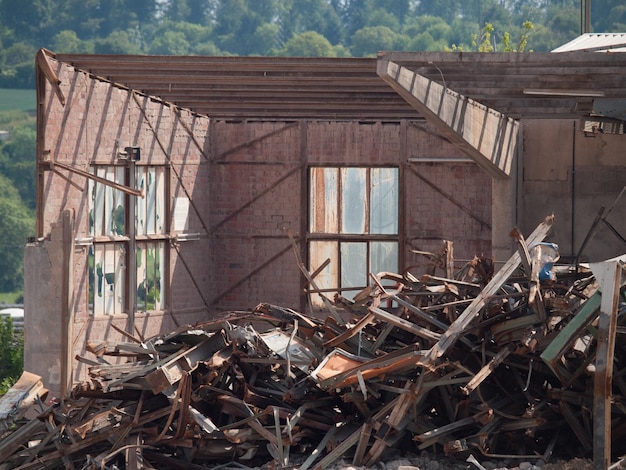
[[50, 50, 626, 121]]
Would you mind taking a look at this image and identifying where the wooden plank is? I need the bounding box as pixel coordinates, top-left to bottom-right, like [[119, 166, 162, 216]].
[[510, 227, 548, 321], [368, 306, 441, 342], [0, 372, 47, 433], [423, 215, 554, 365], [461, 344, 514, 395]]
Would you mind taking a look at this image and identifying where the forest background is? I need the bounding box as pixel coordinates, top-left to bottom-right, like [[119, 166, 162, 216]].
[[0, 0, 625, 302]]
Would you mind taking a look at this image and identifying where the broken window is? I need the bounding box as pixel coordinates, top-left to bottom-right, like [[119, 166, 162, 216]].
[[88, 165, 167, 315], [309, 167, 398, 306]]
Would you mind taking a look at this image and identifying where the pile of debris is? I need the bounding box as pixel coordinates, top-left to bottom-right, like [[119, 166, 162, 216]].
[[1, 215, 625, 470]]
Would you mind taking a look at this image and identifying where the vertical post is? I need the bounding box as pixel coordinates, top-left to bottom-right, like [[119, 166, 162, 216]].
[[581, 0, 591, 34], [61, 209, 75, 396], [591, 255, 626, 469], [299, 121, 309, 314], [127, 160, 137, 333]]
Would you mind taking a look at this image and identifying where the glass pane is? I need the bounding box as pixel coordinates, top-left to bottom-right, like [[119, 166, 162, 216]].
[[310, 167, 338, 234], [341, 242, 367, 300], [341, 168, 367, 234], [137, 242, 165, 312], [370, 167, 398, 234], [90, 166, 125, 236], [137, 167, 165, 236], [89, 243, 126, 315], [370, 241, 398, 282], [308, 240, 338, 307]]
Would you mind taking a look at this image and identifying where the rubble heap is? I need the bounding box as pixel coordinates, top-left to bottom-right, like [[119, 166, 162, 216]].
[[1, 215, 626, 470]]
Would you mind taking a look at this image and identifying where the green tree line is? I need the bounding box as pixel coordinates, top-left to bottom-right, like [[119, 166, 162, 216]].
[[2, 0, 626, 88]]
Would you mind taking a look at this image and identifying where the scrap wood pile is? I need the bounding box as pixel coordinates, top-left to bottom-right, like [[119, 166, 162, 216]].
[[2, 215, 626, 470]]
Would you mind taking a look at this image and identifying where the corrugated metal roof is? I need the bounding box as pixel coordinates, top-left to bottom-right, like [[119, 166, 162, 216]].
[[552, 33, 626, 52]]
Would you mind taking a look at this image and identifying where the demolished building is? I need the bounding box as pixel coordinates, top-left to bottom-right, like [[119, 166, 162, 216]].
[[4, 38, 626, 468]]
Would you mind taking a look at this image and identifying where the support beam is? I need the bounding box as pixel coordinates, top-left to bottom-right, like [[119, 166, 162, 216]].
[[377, 58, 518, 179], [61, 210, 75, 397], [590, 255, 626, 470]]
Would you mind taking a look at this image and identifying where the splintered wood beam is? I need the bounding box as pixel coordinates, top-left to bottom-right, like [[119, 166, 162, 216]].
[[510, 227, 547, 321], [368, 306, 441, 342], [461, 343, 514, 395], [424, 215, 554, 365]]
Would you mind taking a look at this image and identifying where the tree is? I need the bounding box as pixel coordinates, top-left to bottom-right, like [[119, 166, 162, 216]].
[[447, 21, 534, 53], [414, 0, 459, 24], [94, 30, 142, 54], [403, 15, 452, 46], [0, 316, 23, 392], [0, 174, 34, 292], [149, 30, 191, 55], [340, 0, 373, 38], [160, 0, 210, 25], [212, 0, 280, 55], [371, 0, 411, 27], [275, 31, 337, 57], [278, 0, 343, 46], [51, 30, 95, 54], [0, 41, 36, 88], [596, 1, 626, 32], [0, 125, 36, 209], [350, 25, 407, 57]]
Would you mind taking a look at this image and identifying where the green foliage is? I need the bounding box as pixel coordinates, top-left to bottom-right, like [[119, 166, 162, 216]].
[[350, 26, 406, 57], [0, 174, 34, 292], [51, 30, 95, 54], [94, 30, 142, 55], [0, 316, 23, 389], [276, 31, 337, 57], [0, 292, 23, 304], [447, 21, 534, 52], [0, 110, 35, 295], [0, 0, 604, 74], [0, 125, 37, 209], [0, 42, 37, 88]]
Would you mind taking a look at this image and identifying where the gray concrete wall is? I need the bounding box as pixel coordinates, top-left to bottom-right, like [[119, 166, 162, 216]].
[[24, 228, 64, 399], [520, 119, 626, 263]]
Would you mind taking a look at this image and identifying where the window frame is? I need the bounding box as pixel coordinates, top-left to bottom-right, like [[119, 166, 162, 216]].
[[307, 166, 400, 307], [88, 163, 169, 316]]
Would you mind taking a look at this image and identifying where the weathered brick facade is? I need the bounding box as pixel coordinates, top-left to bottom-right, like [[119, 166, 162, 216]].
[[28, 56, 491, 394]]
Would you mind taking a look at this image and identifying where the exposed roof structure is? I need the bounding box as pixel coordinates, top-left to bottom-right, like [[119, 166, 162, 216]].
[[53, 53, 419, 120], [380, 51, 626, 121], [51, 49, 626, 122]]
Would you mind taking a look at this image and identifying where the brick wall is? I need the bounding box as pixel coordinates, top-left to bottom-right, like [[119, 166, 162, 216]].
[[209, 120, 492, 313], [33, 60, 493, 388]]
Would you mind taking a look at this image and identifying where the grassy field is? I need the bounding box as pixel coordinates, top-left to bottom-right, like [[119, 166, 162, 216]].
[[0, 88, 36, 113], [0, 291, 23, 305]]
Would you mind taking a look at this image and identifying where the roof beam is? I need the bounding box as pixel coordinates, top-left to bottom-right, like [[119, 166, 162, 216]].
[[377, 58, 517, 179]]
